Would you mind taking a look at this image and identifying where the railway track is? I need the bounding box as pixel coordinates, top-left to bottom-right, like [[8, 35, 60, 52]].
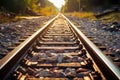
[[0, 14, 120, 80]]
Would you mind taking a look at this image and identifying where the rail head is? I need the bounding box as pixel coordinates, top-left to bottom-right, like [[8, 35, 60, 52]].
[[0, 14, 59, 79], [62, 14, 120, 80]]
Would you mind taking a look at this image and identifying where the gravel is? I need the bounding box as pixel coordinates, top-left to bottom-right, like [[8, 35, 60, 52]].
[[0, 16, 54, 59], [67, 16, 120, 55], [0, 15, 120, 59]]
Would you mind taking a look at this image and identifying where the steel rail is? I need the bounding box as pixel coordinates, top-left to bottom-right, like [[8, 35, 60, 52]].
[[62, 14, 120, 80], [0, 14, 59, 79], [0, 13, 120, 80]]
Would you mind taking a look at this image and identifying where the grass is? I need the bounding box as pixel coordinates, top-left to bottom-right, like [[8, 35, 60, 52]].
[[0, 7, 58, 23], [98, 12, 120, 23], [1, 11, 120, 24], [0, 12, 23, 23], [0, 16, 23, 23], [71, 12, 96, 19], [70, 12, 120, 23]]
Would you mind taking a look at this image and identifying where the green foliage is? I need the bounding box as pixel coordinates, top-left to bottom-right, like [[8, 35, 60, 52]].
[[27, 0, 39, 13], [39, 0, 58, 16], [61, 0, 120, 12], [0, 0, 27, 13], [40, 7, 57, 16], [62, 0, 79, 12], [0, 0, 58, 15]]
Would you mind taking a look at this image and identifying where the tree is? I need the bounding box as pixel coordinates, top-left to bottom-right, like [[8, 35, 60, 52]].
[[0, 0, 27, 13], [0, 0, 58, 15], [62, 0, 79, 12], [39, 0, 58, 15], [61, 0, 120, 12]]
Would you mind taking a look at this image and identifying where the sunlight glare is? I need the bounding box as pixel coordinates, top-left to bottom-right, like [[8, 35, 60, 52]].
[[48, 0, 65, 8]]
